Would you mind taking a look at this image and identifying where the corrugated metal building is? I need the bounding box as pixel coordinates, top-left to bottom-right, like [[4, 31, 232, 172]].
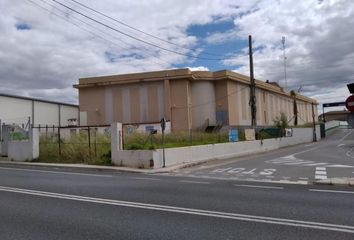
[[0, 93, 79, 127], [74, 69, 318, 131]]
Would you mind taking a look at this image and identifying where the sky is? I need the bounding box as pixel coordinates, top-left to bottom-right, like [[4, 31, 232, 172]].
[[0, 0, 353, 113]]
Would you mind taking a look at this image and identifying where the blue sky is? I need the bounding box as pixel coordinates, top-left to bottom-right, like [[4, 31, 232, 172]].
[[180, 20, 248, 71], [0, 0, 353, 108]]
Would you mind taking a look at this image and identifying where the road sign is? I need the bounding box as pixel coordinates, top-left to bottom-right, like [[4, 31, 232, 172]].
[[345, 95, 354, 112], [160, 118, 166, 132]]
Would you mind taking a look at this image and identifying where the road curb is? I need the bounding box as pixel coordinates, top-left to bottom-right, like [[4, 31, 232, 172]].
[[314, 177, 354, 187], [0, 160, 186, 174]]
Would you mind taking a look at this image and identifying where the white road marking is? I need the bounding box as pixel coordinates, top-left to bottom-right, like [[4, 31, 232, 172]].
[[309, 189, 354, 195], [304, 144, 314, 147], [132, 177, 161, 181], [315, 167, 327, 180], [0, 166, 113, 178], [1, 186, 353, 233], [234, 184, 283, 190], [299, 177, 309, 180], [337, 144, 346, 148], [346, 147, 354, 159], [266, 158, 354, 168], [179, 180, 210, 185], [339, 130, 353, 142], [315, 171, 327, 175]]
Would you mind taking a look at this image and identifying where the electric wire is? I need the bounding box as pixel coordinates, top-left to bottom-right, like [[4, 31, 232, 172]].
[[27, 0, 172, 68], [66, 0, 224, 57], [51, 0, 226, 61]]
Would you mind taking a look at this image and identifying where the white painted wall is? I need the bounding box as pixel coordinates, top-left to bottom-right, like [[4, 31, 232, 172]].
[[60, 105, 79, 126], [34, 101, 59, 126], [325, 120, 342, 130], [0, 96, 32, 124], [0, 95, 79, 127], [111, 124, 321, 169], [191, 81, 216, 128], [7, 128, 39, 161]]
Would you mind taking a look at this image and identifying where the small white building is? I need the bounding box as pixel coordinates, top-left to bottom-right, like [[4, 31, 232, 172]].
[[0, 93, 79, 127]]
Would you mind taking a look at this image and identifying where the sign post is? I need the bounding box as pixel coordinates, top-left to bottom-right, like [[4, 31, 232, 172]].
[[160, 118, 166, 168]]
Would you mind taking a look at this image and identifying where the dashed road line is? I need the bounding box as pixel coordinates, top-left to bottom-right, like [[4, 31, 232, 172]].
[[309, 189, 354, 195], [299, 177, 309, 180], [179, 180, 210, 185], [132, 177, 161, 181], [234, 184, 284, 190]]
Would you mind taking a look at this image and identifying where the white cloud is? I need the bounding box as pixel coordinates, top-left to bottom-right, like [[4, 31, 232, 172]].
[[187, 66, 210, 71], [215, 0, 354, 104], [0, 0, 240, 103], [0, 0, 353, 110]]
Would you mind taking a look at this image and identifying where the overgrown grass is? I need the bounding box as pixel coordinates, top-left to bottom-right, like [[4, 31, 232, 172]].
[[36, 133, 111, 165], [124, 131, 230, 150]]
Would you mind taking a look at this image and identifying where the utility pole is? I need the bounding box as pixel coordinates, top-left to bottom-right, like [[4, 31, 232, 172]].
[[249, 35, 257, 129], [282, 36, 287, 90]]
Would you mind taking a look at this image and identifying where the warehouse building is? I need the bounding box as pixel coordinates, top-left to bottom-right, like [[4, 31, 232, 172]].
[[74, 69, 318, 131], [0, 93, 79, 127]]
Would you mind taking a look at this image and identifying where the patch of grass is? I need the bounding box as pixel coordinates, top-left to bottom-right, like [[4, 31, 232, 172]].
[[123, 131, 229, 150], [37, 133, 111, 165]]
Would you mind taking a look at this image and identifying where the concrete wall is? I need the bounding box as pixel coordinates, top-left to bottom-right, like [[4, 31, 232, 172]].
[[191, 81, 216, 129], [7, 128, 39, 161], [111, 126, 321, 169], [325, 120, 341, 131]]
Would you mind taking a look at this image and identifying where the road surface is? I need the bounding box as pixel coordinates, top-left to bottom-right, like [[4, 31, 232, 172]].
[[0, 163, 353, 239], [169, 128, 354, 184]]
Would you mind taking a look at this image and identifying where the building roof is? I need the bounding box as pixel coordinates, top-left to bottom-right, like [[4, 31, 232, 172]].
[[0, 93, 78, 108], [74, 68, 317, 104], [319, 110, 350, 116]]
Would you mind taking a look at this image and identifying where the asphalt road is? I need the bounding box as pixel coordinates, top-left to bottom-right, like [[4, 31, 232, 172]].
[[170, 128, 354, 184], [0, 164, 354, 239]]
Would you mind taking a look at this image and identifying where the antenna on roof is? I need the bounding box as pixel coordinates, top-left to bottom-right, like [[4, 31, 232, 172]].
[[282, 36, 287, 91]]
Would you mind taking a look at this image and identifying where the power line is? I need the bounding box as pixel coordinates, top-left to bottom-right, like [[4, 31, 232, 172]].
[[27, 0, 172, 68], [51, 0, 226, 61], [67, 0, 224, 57]]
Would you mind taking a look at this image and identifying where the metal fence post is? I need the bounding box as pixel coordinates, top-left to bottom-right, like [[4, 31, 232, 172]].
[[88, 127, 91, 160], [94, 128, 97, 158], [58, 126, 61, 157]]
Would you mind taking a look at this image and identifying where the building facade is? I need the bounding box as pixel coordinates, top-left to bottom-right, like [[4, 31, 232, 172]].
[[74, 69, 318, 131], [0, 93, 79, 127]]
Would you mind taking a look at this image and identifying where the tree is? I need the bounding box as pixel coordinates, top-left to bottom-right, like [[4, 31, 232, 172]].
[[273, 112, 288, 137]]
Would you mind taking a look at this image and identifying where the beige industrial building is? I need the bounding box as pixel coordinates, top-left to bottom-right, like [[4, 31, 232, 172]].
[[74, 69, 318, 131]]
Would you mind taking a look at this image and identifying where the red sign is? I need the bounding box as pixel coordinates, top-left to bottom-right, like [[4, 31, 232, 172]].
[[345, 95, 354, 112]]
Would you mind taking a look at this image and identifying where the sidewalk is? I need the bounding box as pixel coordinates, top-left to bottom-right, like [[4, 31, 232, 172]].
[[314, 177, 354, 187], [0, 159, 197, 174]]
